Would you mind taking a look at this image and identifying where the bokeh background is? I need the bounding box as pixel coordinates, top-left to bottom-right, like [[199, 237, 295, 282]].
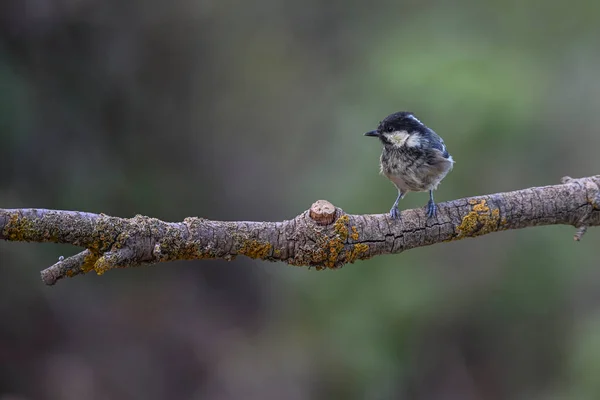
[[1, 0, 600, 399]]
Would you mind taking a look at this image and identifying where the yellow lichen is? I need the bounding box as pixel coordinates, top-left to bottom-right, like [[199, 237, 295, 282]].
[[239, 240, 272, 259], [350, 226, 359, 241], [308, 214, 365, 269], [333, 215, 350, 240], [316, 214, 352, 268], [94, 257, 111, 276], [4, 212, 37, 242], [345, 243, 369, 263], [472, 201, 489, 213], [234, 214, 365, 270], [455, 199, 501, 239], [288, 214, 355, 269], [80, 252, 100, 274], [326, 239, 345, 268]]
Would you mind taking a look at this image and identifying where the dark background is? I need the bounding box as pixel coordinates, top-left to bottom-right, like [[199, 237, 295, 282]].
[[1, 1, 600, 399]]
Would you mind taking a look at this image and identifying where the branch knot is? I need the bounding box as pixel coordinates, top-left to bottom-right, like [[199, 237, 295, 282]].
[[309, 200, 337, 225]]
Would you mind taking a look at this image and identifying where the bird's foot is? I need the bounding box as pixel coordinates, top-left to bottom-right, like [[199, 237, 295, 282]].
[[426, 200, 437, 218], [390, 206, 401, 220]]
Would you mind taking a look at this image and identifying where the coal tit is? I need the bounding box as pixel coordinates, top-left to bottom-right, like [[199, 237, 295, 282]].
[[364, 111, 454, 219]]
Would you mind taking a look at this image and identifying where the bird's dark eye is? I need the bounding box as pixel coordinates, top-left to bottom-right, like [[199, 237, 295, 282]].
[[387, 126, 394, 132]]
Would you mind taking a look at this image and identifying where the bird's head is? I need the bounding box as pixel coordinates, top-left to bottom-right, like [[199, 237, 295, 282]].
[[364, 111, 426, 148]]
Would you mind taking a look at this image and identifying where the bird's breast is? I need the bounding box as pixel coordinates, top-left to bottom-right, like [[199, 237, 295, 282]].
[[380, 147, 453, 192]]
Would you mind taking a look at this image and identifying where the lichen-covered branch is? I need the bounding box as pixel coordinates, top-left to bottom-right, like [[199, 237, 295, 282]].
[[1, 176, 599, 286]]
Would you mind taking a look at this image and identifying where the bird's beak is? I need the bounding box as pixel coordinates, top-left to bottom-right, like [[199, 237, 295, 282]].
[[364, 130, 379, 137]]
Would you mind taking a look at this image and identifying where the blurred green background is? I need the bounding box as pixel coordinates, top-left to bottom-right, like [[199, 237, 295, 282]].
[[1, 0, 600, 399]]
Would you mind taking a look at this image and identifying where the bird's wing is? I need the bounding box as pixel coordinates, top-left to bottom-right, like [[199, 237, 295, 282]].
[[428, 129, 450, 158]]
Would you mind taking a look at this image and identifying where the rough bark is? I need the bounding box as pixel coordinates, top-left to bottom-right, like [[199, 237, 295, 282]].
[[1, 176, 599, 286]]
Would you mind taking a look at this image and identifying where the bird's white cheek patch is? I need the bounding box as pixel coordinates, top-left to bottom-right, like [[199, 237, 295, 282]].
[[405, 133, 421, 147]]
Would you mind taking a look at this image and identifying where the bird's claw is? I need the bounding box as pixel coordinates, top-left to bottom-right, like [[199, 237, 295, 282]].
[[390, 206, 400, 220], [426, 200, 437, 218]]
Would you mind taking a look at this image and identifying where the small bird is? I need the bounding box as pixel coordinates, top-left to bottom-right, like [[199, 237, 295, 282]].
[[364, 111, 454, 219]]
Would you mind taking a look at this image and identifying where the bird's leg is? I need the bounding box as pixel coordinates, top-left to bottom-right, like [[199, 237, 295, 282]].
[[426, 190, 437, 218], [390, 191, 405, 219]]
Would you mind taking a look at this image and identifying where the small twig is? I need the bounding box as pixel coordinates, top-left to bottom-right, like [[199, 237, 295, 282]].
[[574, 226, 588, 241], [40, 250, 98, 285]]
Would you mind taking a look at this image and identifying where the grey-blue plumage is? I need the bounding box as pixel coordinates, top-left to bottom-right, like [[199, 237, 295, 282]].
[[364, 111, 454, 219]]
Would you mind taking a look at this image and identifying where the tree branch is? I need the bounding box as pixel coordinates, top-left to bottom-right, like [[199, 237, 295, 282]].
[[1, 176, 599, 286]]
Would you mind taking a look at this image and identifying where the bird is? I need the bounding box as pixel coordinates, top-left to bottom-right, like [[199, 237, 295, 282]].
[[364, 111, 454, 219]]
